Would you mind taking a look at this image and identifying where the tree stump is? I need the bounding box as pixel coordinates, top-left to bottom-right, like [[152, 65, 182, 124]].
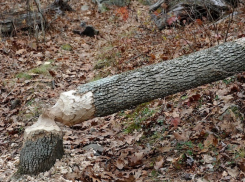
[[18, 113, 64, 174]]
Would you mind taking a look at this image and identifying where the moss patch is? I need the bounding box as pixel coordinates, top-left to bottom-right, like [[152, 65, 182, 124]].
[[16, 73, 32, 80], [30, 64, 51, 75], [61, 44, 72, 51], [16, 60, 55, 79]]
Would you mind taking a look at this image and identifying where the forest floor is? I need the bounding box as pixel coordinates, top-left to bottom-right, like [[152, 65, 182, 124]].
[[1, 0, 245, 181]]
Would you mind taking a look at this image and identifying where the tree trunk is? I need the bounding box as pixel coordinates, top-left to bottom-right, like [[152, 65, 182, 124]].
[[18, 113, 64, 175], [48, 37, 245, 126]]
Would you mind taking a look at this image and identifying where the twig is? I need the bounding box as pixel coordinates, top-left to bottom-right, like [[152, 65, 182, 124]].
[[33, 0, 46, 42], [224, 6, 235, 42], [149, 0, 165, 12], [126, 53, 145, 63], [2, 85, 16, 103]]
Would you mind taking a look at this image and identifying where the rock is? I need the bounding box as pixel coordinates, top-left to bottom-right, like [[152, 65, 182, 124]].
[[82, 143, 104, 156], [10, 99, 21, 110]]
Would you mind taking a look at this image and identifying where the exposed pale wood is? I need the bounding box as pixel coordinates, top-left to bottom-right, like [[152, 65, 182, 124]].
[[49, 37, 245, 126], [18, 113, 64, 174]]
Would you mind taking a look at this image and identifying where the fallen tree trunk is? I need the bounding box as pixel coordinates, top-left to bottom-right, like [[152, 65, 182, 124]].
[[150, 0, 238, 30], [18, 37, 245, 174], [48, 37, 245, 126]]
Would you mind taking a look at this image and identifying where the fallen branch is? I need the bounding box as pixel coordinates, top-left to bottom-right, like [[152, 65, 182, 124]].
[[0, 0, 73, 35]]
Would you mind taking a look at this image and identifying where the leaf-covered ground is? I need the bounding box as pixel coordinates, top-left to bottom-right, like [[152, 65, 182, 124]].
[[1, 0, 245, 181]]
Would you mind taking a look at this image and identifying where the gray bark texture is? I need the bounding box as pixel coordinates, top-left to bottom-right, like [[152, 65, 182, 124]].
[[18, 132, 63, 174], [77, 38, 245, 117], [18, 114, 64, 175]]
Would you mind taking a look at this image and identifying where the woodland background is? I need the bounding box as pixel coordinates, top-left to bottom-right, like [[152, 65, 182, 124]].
[[1, 0, 245, 181]]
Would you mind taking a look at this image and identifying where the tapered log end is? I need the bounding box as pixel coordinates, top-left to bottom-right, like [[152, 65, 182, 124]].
[[48, 90, 95, 126], [18, 113, 64, 175]]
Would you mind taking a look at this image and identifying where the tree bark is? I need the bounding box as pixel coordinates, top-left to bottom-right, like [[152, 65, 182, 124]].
[[18, 113, 64, 174], [48, 37, 245, 126]]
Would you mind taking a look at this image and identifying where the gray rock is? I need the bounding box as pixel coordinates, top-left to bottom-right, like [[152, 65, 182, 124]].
[[82, 143, 104, 156], [81, 4, 90, 11]]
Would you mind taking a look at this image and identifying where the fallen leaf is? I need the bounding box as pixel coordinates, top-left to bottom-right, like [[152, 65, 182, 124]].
[[227, 166, 239, 178], [116, 158, 126, 170], [16, 49, 26, 55], [154, 157, 164, 170], [173, 132, 188, 141], [171, 117, 180, 128], [129, 152, 144, 167], [204, 134, 217, 147], [203, 154, 214, 164]]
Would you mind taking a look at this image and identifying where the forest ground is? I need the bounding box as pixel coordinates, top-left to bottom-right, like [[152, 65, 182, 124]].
[[1, 0, 245, 181]]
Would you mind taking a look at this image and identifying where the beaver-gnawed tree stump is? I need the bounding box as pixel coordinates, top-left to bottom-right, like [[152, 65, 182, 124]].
[[18, 113, 63, 174]]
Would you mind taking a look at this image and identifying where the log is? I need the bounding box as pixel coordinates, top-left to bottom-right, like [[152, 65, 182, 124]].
[[18, 37, 245, 174], [150, 0, 235, 30], [47, 37, 245, 126], [0, 0, 73, 35]]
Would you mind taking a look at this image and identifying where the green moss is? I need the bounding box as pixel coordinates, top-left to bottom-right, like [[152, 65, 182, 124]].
[[95, 45, 121, 70], [230, 105, 243, 119], [125, 102, 149, 119], [23, 113, 34, 120], [90, 70, 112, 82], [26, 99, 34, 106], [61, 44, 72, 51], [138, 0, 151, 5], [30, 65, 49, 74], [16, 59, 55, 79], [124, 121, 142, 134], [238, 149, 245, 158], [223, 76, 236, 85], [219, 105, 243, 121], [150, 169, 159, 177], [123, 102, 158, 134], [94, 59, 112, 69], [16, 73, 32, 80], [176, 141, 194, 153], [29, 61, 54, 75], [47, 59, 55, 63]]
